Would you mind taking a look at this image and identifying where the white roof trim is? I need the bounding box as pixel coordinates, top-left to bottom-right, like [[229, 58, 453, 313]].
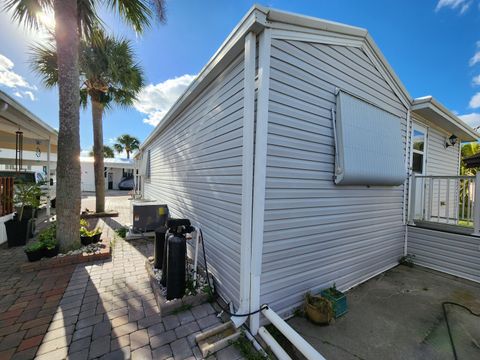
[[412, 96, 478, 141], [0, 90, 57, 138]]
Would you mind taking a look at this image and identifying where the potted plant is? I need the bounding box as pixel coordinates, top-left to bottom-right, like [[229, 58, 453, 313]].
[[321, 284, 348, 318], [39, 223, 59, 258], [304, 292, 333, 325], [80, 219, 102, 245], [24, 241, 45, 262], [5, 182, 42, 247]]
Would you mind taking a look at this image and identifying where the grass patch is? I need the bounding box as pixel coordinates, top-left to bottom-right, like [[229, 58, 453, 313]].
[[232, 334, 268, 360], [115, 226, 128, 238]]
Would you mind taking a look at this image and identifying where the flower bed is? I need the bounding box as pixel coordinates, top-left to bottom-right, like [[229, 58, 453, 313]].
[[20, 238, 111, 273]]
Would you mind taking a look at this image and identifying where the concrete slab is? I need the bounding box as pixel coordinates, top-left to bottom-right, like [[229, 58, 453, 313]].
[[288, 265, 480, 360]]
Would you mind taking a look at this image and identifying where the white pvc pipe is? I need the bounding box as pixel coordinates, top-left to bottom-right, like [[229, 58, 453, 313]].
[[262, 307, 326, 360], [244, 328, 268, 357], [258, 326, 292, 360]]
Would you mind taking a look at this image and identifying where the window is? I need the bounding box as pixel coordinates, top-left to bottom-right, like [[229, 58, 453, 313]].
[[411, 127, 426, 174], [145, 150, 151, 180]]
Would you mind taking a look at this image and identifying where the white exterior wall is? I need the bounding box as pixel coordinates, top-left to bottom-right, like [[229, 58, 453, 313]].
[[260, 39, 408, 316], [142, 55, 245, 306], [408, 226, 479, 283]]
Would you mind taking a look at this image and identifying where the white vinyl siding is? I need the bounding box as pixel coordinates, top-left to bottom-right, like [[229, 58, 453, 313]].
[[408, 226, 480, 283], [143, 55, 245, 306], [261, 39, 408, 316]]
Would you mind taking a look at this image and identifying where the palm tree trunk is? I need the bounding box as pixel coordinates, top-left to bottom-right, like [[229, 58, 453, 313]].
[[54, 0, 81, 252], [126, 149, 130, 159], [92, 100, 105, 213]]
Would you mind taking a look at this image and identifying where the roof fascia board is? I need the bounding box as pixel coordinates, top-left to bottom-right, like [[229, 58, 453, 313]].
[[362, 36, 411, 109], [270, 27, 365, 48], [140, 6, 268, 149], [0, 91, 57, 138], [264, 7, 368, 37], [412, 98, 478, 141]]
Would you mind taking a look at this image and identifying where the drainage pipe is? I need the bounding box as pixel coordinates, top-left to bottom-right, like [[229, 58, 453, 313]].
[[244, 327, 268, 356], [258, 326, 292, 360], [232, 30, 256, 328], [261, 307, 326, 360]]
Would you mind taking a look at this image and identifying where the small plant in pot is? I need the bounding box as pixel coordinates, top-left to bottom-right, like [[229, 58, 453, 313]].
[[24, 241, 45, 262], [80, 219, 102, 245], [24, 223, 59, 262], [5, 182, 41, 247], [39, 223, 59, 258], [321, 283, 348, 318], [305, 291, 333, 325]]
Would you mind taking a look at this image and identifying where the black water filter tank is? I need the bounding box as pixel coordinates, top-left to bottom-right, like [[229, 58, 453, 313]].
[[160, 230, 169, 286], [154, 226, 167, 269], [165, 233, 186, 300]]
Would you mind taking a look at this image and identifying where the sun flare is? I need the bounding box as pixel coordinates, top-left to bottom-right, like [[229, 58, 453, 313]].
[[36, 10, 55, 30]]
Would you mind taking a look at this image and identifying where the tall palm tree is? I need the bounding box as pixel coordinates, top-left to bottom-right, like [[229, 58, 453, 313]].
[[89, 145, 114, 158], [114, 134, 140, 159], [32, 30, 144, 212], [4, 0, 165, 251]]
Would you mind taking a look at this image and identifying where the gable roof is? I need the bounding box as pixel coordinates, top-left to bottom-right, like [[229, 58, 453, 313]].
[[140, 5, 476, 149], [141, 5, 414, 149]]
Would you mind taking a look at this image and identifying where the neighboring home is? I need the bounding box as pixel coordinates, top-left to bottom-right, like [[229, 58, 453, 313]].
[[0, 90, 58, 244], [80, 157, 134, 192], [136, 6, 479, 335]]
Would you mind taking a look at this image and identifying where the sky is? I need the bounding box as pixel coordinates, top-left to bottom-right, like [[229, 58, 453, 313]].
[[0, 0, 480, 157]]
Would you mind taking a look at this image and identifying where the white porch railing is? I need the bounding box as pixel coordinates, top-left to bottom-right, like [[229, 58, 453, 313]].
[[409, 173, 480, 234]]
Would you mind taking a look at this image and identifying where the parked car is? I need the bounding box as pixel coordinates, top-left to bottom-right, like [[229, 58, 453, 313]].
[[118, 177, 134, 190], [0, 170, 56, 207]]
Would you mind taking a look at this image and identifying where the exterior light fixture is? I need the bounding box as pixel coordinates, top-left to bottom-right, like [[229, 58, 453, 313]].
[[445, 134, 458, 148]]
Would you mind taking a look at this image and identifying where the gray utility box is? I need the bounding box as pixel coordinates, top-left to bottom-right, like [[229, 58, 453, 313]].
[[132, 200, 168, 232]]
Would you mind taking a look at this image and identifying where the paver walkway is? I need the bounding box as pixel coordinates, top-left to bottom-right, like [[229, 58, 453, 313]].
[[0, 193, 245, 360], [0, 243, 75, 360]]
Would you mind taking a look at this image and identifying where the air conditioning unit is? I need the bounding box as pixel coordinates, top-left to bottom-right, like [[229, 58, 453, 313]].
[[132, 200, 168, 232]]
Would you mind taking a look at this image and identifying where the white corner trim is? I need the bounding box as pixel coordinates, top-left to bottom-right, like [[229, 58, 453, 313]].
[[249, 28, 272, 335], [232, 31, 256, 328]]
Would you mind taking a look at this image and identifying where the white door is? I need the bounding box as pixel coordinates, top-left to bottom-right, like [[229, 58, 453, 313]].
[[411, 123, 427, 219]]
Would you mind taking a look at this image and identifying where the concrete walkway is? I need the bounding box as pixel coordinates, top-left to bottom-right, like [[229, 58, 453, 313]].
[[289, 265, 480, 360]]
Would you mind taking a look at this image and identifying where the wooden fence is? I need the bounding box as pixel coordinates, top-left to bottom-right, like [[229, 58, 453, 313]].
[[0, 177, 14, 216]]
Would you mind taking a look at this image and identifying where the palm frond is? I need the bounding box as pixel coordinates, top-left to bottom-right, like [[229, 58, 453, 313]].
[[3, 0, 52, 29], [29, 41, 58, 87], [103, 0, 166, 33]]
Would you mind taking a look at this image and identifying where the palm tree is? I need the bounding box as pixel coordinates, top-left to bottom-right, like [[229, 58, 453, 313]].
[[89, 145, 114, 158], [4, 0, 165, 251], [114, 135, 140, 159], [32, 29, 144, 212]]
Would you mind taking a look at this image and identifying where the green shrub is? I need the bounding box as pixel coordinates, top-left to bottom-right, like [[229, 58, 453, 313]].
[[38, 223, 58, 249], [25, 241, 44, 253], [115, 227, 128, 238]]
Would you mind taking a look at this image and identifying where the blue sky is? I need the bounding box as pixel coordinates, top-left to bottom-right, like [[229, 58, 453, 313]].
[[0, 0, 479, 156]]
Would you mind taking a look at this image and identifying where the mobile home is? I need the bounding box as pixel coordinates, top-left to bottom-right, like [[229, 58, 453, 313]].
[[138, 6, 478, 333]]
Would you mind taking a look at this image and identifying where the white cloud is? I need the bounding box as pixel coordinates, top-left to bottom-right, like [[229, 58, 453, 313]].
[[134, 74, 196, 127], [469, 92, 480, 108], [470, 51, 480, 66], [473, 75, 480, 85], [460, 112, 480, 129], [0, 53, 38, 101], [435, 0, 473, 13]]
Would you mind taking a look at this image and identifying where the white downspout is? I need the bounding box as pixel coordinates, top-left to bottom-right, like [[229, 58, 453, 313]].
[[231, 31, 256, 327], [404, 109, 411, 255], [249, 28, 271, 334]]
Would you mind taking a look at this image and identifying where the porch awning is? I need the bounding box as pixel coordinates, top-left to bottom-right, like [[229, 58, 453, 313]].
[[412, 96, 478, 142]]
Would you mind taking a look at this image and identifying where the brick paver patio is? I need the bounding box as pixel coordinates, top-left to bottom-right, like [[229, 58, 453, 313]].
[[0, 193, 245, 360]]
